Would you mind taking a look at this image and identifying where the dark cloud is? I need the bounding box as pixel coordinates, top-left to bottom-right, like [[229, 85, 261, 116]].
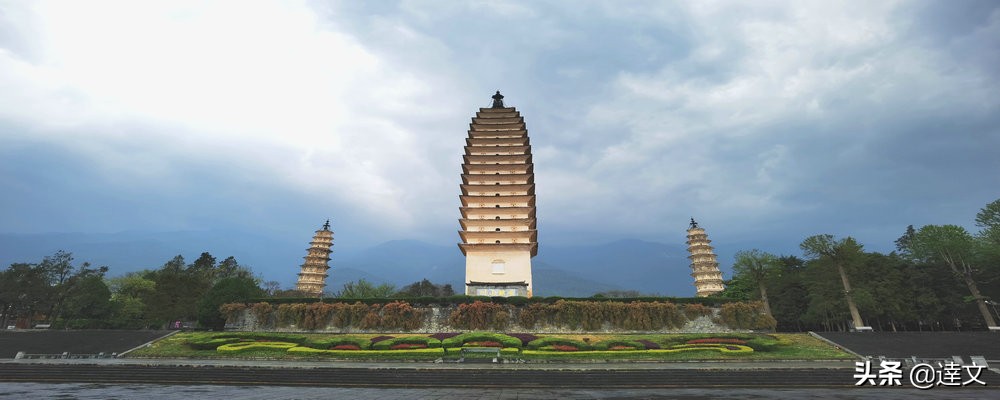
[[1, 1, 998, 281]]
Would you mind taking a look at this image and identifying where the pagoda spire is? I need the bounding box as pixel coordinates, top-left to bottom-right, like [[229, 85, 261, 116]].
[[295, 220, 334, 296], [491, 90, 505, 108], [458, 92, 537, 297], [685, 219, 725, 297]]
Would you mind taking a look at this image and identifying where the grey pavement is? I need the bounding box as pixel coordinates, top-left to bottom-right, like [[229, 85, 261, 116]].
[[0, 383, 997, 400]]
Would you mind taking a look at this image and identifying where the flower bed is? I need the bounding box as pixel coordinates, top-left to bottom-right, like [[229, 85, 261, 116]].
[[369, 335, 394, 344], [507, 333, 539, 346], [464, 341, 502, 347], [216, 341, 299, 354], [592, 340, 645, 351], [429, 332, 460, 341], [441, 332, 522, 349], [371, 336, 442, 350], [287, 347, 445, 357], [526, 337, 591, 351], [656, 344, 754, 355], [188, 337, 243, 350], [390, 343, 427, 350], [303, 336, 371, 350], [686, 338, 748, 345]]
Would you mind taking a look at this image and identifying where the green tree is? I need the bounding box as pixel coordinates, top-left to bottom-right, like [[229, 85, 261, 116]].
[[336, 279, 396, 298], [196, 277, 264, 330], [800, 234, 867, 329], [144, 255, 210, 326], [107, 272, 157, 329], [395, 279, 455, 297], [731, 249, 781, 319], [895, 225, 917, 254], [0, 263, 51, 328], [909, 225, 997, 328], [37, 251, 108, 324], [716, 273, 754, 301], [59, 275, 112, 326], [768, 256, 809, 331], [976, 198, 1000, 245]]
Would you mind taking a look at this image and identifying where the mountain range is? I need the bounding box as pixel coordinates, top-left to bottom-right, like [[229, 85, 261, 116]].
[[0, 231, 736, 297]]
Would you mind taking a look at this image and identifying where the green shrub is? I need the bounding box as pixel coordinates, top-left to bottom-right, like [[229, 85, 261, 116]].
[[660, 333, 758, 346], [526, 337, 592, 351], [303, 336, 372, 350], [286, 347, 445, 357], [746, 335, 782, 352], [371, 336, 442, 350], [592, 340, 646, 351], [506, 296, 530, 306], [188, 337, 243, 350], [441, 332, 522, 349], [216, 341, 298, 354], [213, 332, 307, 344], [658, 344, 754, 355]]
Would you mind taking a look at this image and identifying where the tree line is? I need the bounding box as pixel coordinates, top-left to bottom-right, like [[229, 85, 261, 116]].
[[0, 249, 455, 330], [721, 198, 1000, 332]]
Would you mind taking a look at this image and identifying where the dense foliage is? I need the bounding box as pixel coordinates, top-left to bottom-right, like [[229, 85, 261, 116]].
[[720, 199, 1000, 331]]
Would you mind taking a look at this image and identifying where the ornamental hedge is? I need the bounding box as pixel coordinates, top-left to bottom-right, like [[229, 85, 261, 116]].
[[526, 337, 592, 351], [287, 347, 446, 357], [592, 339, 646, 351], [371, 336, 442, 350], [216, 341, 298, 354], [303, 336, 372, 350], [441, 332, 522, 349]]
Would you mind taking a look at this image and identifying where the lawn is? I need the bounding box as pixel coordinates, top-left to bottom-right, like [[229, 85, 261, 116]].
[[126, 331, 856, 361]]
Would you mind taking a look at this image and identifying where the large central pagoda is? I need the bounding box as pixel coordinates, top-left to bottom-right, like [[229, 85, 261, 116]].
[[458, 91, 538, 297]]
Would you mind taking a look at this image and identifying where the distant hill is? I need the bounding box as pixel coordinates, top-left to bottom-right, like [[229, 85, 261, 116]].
[[0, 232, 728, 297]]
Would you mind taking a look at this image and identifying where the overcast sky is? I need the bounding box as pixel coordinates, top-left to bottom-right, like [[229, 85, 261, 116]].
[[2, 0, 999, 259]]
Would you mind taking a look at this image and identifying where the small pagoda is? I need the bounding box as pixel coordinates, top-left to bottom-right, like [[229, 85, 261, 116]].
[[685, 218, 725, 297], [295, 220, 334, 296], [458, 91, 538, 297]]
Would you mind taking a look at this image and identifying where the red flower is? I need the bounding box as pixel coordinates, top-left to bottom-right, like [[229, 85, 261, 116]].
[[331, 344, 361, 350], [551, 344, 578, 352]]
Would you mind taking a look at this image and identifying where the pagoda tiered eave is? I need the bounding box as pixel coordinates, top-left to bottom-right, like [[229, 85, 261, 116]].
[[459, 218, 537, 230], [461, 183, 535, 195], [460, 195, 535, 206], [466, 137, 529, 147], [465, 145, 530, 155], [459, 242, 538, 257], [460, 207, 536, 219], [462, 173, 534, 185], [462, 164, 534, 174], [464, 154, 532, 164], [459, 230, 538, 243]]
